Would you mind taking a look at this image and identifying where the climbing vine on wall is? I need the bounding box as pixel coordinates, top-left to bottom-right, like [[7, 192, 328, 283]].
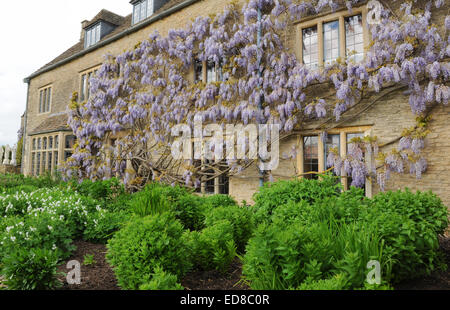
[[64, 0, 450, 191]]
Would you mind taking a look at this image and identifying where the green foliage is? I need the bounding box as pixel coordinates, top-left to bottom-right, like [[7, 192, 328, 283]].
[[172, 194, 207, 231], [83, 254, 96, 266], [204, 205, 254, 252], [1, 247, 61, 290], [70, 178, 126, 210], [186, 220, 237, 273], [106, 213, 192, 290], [129, 183, 171, 217], [295, 274, 349, 290], [243, 179, 448, 290], [83, 209, 132, 244], [139, 267, 184, 290], [203, 194, 238, 209], [16, 137, 23, 167], [0, 173, 62, 190], [366, 189, 449, 282], [252, 175, 342, 224]]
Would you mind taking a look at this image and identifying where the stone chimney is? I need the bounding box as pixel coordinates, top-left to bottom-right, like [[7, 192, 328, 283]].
[[80, 20, 89, 41]]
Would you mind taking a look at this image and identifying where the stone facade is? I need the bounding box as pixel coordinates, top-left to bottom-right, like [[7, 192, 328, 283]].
[[23, 0, 450, 209]]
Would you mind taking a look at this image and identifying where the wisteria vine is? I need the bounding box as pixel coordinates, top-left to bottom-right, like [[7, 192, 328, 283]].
[[64, 0, 450, 191]]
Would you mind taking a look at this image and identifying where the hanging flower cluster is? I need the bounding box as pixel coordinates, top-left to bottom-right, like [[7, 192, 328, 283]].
[[64, 0, 449, 190]]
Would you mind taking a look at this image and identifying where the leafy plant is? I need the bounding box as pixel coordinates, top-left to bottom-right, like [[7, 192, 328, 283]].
[[83, 254, 96, 266], [1, 247, 61, 290], [186, 220, 237, 273], [83, 209, 132, 244], [204, 205, 254, 252], [106, 213, 192, 290], [139, 267, 184, 290], [129, 183, 171, 217]]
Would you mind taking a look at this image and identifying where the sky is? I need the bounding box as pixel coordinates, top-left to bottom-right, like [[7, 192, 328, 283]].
[[0, 0, 132, 146]]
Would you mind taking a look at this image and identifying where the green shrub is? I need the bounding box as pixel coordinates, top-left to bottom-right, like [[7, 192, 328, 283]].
[[204, 205, 254, 252], [106, 213, 192, 290], [70, 178, 125, 208], [186, 220, 237, 273], [203, 194, 238, 209], [296, 274, 349, 290], [242, 215, 390, 290], [252, 175, 342, 224], [0, 173, 61, 190], [172, 194, 207, 231], [366, 189, 449, 282], [83, 210, 133, 244], [1, 247, 61, 290], [139, 267, 184, 290]]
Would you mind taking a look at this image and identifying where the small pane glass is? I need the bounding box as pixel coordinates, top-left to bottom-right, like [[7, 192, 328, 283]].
[[302, 26, 318, 69], [303, 136, 319, 180], [323, 20, 340, 65], [345, 14, 364, 63]]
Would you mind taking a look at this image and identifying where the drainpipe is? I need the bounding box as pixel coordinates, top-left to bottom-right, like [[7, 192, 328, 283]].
[[21, 81, 30, 175], [257, 6, 264, 188]]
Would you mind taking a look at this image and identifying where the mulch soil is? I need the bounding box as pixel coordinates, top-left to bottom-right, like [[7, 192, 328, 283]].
[[57, 237, 450, 291], [57, 240, 119, 290]]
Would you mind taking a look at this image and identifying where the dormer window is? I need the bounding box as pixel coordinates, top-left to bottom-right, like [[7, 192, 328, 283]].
[[85, 23, 102, 48], [132, 0, 154, 25]]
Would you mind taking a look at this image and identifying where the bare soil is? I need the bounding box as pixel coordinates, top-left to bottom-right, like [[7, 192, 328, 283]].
[[56, 237, 450, 291]]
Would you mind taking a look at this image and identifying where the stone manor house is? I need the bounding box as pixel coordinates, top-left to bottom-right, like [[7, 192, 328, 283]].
[[22, 0, 450, 206]]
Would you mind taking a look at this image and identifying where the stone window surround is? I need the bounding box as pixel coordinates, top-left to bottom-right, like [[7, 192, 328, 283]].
[[296, 126, 374, 197], [296, 4, 370, 68], [192, 58, 224, 84], [38, 84, 53, 115], [29, 131, 73, 176], [79, 65, 101, 102]]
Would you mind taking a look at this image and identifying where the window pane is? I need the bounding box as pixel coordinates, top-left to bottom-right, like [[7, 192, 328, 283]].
[[206, 61, 217, 83], [46, 88, 51, 112], [65, 135, 76, 149], [55, 136, 59, 148], [43, 137, 47, 150], [345, 14, 364, 63], [323, 20, 340, 65], [42, 89, 47, 113], [64, 151, 73, 161], [80, 74, 86, 101], [148, 0, 154, 17], [31, 153, 35, 176], [86, 29, 91, 47], [194, 59, 203, 83], [37, 138, 41, 150], [39, 91, 43, 113], [48, 152, 52, 172], [302, 26, 318, 69], [96, 24, 101, 43], [54, 151, 59, 168], [36, 152, 41, 176], [140, 0, 147, 20], [87, 72, 92, 99], [42, 152, 47, 173], [303, 136, 319, 180]]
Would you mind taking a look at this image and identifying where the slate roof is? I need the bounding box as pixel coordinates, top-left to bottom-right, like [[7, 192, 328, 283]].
[[84, 9, 126, 29], [25, 0, 198, 81], [29, 114, 71, 135]]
